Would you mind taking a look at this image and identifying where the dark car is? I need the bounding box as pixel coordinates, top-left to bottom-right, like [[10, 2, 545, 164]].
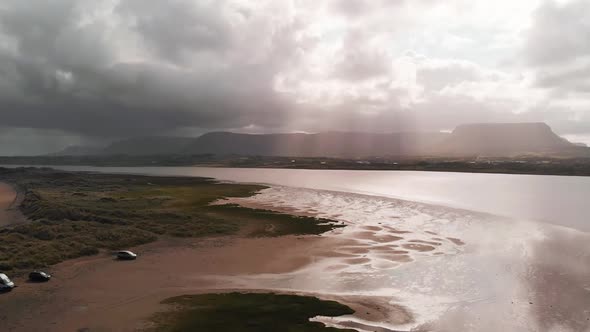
[[116, 250, 137, 260], [0, 273, 15, 291], [29, 271, 51, 282]]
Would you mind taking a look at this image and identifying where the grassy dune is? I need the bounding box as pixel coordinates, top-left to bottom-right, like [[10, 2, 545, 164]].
[[0, 167, 342, 272], [147, 293, 356, 332]]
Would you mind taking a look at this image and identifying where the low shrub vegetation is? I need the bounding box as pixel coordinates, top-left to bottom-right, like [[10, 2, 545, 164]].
[[147, 292, 356, 332]]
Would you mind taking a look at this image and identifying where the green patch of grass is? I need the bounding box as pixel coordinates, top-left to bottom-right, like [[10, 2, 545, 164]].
[[0, 220, 157, 270], [0, 167, 343, 272], [147, 293, 356, 332], [210, 204, 339, 237]]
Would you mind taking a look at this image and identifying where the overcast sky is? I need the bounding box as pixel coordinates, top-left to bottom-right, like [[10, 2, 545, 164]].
[[0, 0, 589, 155]]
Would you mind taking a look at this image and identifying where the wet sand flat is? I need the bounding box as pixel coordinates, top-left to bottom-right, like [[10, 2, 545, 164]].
[[0, 235, 403, 332], [0, 236, 311, 331]]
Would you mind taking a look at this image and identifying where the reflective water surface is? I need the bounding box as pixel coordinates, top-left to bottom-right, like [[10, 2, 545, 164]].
[[30, 166, 590, 229]]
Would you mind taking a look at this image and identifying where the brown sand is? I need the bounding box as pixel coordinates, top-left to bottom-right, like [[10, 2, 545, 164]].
[[353, 231, 403, 243], [0, 236, 318, 331], [447, 237, 466, 246], [361, 225, 382, 231], [389, 250, 409, 255], [344, 257, 372, 265], [379, 254, 414, 263], [0, 234, 411, 331], [382, 226, 411, 234], [402, 243, 436, 252], [0, 182, 25, 227], [408, 239, 442, 246], [337, 246, 371, 255]]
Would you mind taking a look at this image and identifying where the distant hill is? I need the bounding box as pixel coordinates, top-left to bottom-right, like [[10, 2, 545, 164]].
[[100, 136, 195, 155], [49, 123, 581, 158], [436, 122, 574, 156], [51, 132, 448, 157], [51, 137, 194, 156], [184, 132, 448, 157], [49, 145, 103, 156]]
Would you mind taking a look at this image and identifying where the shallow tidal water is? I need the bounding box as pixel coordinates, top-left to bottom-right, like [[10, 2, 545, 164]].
[[218, 186, 590, 332], [21, 166, 590, 231]]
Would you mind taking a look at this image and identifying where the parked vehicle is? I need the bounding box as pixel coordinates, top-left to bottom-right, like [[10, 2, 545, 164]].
[[29, 271, 51, 282], [116, 250, 137, 260], [0, 273, 15, 291]]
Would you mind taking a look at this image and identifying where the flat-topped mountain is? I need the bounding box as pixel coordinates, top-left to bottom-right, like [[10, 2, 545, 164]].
[[436, 122, 574, 156], [49, 123, 581, 157]]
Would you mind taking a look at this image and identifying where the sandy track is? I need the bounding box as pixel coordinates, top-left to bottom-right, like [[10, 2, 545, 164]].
[[1, 235, 402, 332], [0, 182, 25, 227]]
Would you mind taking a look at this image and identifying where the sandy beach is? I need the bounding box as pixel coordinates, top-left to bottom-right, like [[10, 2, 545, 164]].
[[0, 233, 411, 332]]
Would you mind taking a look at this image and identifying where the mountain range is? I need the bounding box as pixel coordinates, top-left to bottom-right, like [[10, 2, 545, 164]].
[[51, 123, 585, 158]]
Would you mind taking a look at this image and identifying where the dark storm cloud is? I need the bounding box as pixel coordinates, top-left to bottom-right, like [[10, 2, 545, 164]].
[[0, 127, 95, 156], [0, 0, 297, 137], [1, 0, 590, 155], [116, 0, 233, 64]]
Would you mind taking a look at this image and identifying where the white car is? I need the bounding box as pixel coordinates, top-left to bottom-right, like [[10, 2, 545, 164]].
[[0, 273, 15, 291], [116, 250, 137, 260]]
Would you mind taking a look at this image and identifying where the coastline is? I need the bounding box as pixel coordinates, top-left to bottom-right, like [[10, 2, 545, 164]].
[[3, 156, 590, 177]]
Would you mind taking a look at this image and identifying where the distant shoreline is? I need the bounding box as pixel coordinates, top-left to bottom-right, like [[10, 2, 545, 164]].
[[2, 156, 590, 177]]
